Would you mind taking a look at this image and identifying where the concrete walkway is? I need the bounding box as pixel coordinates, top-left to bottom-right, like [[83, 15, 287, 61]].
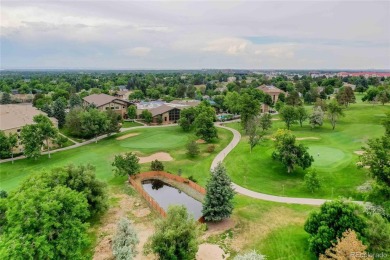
[[212, 123, 330, 206]]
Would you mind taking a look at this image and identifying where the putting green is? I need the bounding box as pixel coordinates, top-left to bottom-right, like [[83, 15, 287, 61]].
[[308, 146, 347, 168], [120, 131, 188, 149]]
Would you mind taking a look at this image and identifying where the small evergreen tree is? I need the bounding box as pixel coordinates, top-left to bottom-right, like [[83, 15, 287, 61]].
[[304, 169, 322, 193], [53, 97, 67, 128], [127, 105, 137, 121], [186, 140, 200, 157], [112, 217, 139, 260], [202, 163, 235, 222], [150, 159, 164, 171]]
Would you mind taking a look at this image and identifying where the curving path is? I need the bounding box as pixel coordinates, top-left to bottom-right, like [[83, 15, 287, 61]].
[[212, 123, 330, 206]]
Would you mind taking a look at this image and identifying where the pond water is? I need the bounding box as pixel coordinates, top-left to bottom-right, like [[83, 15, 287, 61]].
[[142, 179, 203, 220]]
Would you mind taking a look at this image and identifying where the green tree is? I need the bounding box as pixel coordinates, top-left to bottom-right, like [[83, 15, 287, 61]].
[[178, 107, 197, 131], [336, 86, 355, 107], [285, 90, 302, 106], [272, 129, 314, 173], [246, 118, 262, 153], [304, 200, 367, 255], [186, 140, 200, 157], [54, 134, 68, 148], [145, 205, 203, 260], [105, 109, 122, 135], [150, 159, 164, 171], [112, 152, 140, 177], [80, 108, 109, 142], [141, 109, 153, 124], [240, 93, 260, 130], [327, 101, 344, 130], [194, 112, 217, 142], [309, 106, 324, 128], [296, 106, 308, 127], [0, 131, 11, 159], [365, 213, 390, 254], [112, 217, 139, 260], [52, 97, 67, 128], [224, 91, 241, 114], [258, 113, 272, 132], [377, 89, 390, 105], [279, 105, 298, 130], [382, 111, 390, 136], [202, 163, 235, 221], [7, 133, 18, 163], [0, 185, 90, 259], [127, 105, 137, 121], [0, 92, 11, 104], [20, 124, 43, 159], [69, 94, 82, 108], [304, 169, 322, 193], [33, 114, 58, 158]]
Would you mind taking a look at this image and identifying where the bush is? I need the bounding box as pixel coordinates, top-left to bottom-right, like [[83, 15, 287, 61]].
[[112, 217, 139, 260], [234, 250, 267, 260], [188, 175, 197, 183], [112, 152, 140, 177], [150, 160, 164, 171], [304, 169, 322, 193], [0, 190, 7, 198], [206, 144, 215, 153], [186, 140, 200, 157]]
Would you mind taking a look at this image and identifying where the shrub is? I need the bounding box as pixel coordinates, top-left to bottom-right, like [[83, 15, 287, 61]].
[[304, 169, 322, 193], [150, 160, 164, 171], [206, 144, 215, 153], [112, 217, 139, 260], [186, 140, 200, 157], [188, 175, 197, 183], [234, 250, 267, 260], [112, 152, 140, 177]]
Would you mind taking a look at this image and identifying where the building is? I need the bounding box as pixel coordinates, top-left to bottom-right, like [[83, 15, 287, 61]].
[[149, 104, 181, 124], [83, 94, 134, 118], [257, 85, 286, 113], [0, 104, 58, 154]]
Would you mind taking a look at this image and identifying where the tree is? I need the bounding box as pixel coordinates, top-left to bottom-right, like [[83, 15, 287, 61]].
[[258, 113, 272, 132], [186, 140, 200, 157], [296, 106, 308, 127], [105, 109, 122, 135], [336, 86, 355, 107], [234, 250, 267, 260], [319, 229, 372, 260], [362, 87, 380, 103], [69, 94, 82, 108], [246, 118, 263, 153], [383, 111, 390, 136], [150, 159, 164, 171], [0, 185, 90, 259], [20, 124, 43, 159], [327, 101, 344, 130], [52, 97, 67, 128], [304, 200, 367, 255], [33, 114, 58, 158], [314, 98, 328, 111], [279, 105, 298, 130], [224, 91, 241, 114], [202, 163, 235, 221], [285, 90, 302, 106], [145, 205, 203, 260], [0, 92, 11, 104], [7, 133, 18, 163], [141, 109, 153, 124], [0, 131, 11, 159], [365, 213, 390, 254], [178, 107, 197, 131], [304, 169, 322, 193], [272, 129, 314, 173], [240, 93, 260, 130], [127, 105, 137, 121], [54, 134, 68, 148], [377, 89, 390, 105], [310, 106, 324, 128], [80, 108, 109, 142], [194, 112, 218, 142], [112, 217, 139, 260], [112, 152, 140, 177]]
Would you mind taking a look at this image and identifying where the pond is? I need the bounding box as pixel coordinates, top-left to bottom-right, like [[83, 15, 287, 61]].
[[142, 179, 203, 220]]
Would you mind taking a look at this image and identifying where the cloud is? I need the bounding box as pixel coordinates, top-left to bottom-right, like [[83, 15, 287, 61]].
[[120, 47, 151, 57]]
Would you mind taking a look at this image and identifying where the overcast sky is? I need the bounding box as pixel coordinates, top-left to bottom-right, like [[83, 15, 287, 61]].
[[1, 1, 389, 70]]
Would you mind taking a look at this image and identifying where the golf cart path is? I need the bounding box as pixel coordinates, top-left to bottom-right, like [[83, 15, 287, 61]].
[[212, 123, 331, 206]]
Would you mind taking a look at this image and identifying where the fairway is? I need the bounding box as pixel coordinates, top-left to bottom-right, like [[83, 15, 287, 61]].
[[0, 126, 233, 191]]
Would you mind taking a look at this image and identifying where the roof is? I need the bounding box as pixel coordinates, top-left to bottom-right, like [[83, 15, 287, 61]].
[[149, 104, 180, 117], [170, 100, 201, 107], [0, 104, 57, 131], [257, 84, 285, 94], [83, 94, 129, 107]]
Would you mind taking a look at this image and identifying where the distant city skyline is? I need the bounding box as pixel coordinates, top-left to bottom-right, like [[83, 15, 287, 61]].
[[1, 1, 389, 70]]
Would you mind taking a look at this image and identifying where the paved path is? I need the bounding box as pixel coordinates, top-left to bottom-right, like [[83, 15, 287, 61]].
[[212, 123, 330, 206]]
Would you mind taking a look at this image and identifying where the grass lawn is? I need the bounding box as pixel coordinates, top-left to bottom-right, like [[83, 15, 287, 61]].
[[121, 121, 143, 128], [0, 126, 232, 191], [224, 95, 389, 199]]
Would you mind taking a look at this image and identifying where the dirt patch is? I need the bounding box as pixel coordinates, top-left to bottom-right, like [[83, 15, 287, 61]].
[[138, 152, 173, 164], [354, 150, 365, 155], [196, 139, 206, 144], [296, 137, 320, 141], [116, 133, 139, 140], [231, 207, 305, 251], [196, 243, 228, 260], [93, 193, 156, 260], [271, 118, 280, 121], [204, 218, 236, 238]]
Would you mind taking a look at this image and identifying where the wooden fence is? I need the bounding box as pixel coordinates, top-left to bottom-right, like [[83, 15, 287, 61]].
[[129, 171, 206, 220]]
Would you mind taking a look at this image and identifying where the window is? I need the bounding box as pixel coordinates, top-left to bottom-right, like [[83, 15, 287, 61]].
[[115, 106, 119, 109], [17, 129, 21, 132], [105, 107, 109, 110], [169, 108, 180, 122]]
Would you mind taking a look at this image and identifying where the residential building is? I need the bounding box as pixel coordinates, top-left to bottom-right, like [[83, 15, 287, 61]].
[[257, 84, 286, 113], [83, 93, 134, 118], [0, 104, 58, 154], [149, 104, 181, 124]]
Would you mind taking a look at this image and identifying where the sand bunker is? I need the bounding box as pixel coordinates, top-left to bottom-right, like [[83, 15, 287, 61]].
[[138, 152, 173, 163], [116, 133, 139, 140], [196, 244, 228, 260], [354, 150, 365, 155], [296, 137, 320, 141]]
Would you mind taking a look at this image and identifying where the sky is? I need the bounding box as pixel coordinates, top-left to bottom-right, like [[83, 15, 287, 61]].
[[1, 0, 389, 70]]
